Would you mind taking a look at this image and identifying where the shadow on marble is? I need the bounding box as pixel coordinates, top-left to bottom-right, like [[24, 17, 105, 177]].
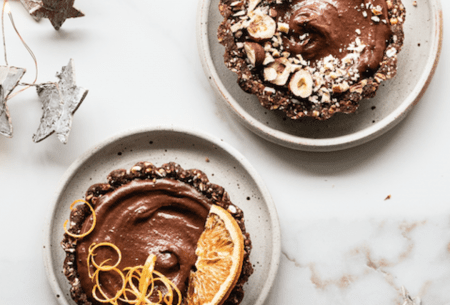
[[215, 95, 409, 176]]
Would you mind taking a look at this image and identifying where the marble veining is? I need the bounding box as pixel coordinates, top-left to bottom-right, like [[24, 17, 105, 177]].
[[265, 217, 450, 305]]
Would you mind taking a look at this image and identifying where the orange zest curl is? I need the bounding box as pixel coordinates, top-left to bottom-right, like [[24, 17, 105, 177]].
[[88, 242, 182, 305], [87, 242, 122, 279], [92, 263, 126, 305], [119, 255, 182, 305], [63, 199, 96, 239]]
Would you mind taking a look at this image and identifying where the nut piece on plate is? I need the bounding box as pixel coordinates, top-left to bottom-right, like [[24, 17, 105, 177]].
[[264, 67, 277, 81], [247, 0, 261, 12], [244, 42, 265, 66], [247, 11, 276, 41], [289, 70, 313, 98], [265, 57, 291, 86], [263, 52, 275, 65], [277, 22, 289, 34]]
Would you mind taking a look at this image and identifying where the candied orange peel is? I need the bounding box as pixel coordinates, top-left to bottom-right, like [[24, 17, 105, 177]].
[[88, 242, 181, 305], [63, 199, 96, 239]]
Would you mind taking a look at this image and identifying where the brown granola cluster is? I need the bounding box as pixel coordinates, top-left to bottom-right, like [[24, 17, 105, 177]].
[[61, 161, 253, 305]]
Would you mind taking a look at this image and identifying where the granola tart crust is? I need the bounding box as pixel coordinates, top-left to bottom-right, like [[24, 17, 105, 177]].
[[218, 0, 406, 120], [61, 161, 253, 305]]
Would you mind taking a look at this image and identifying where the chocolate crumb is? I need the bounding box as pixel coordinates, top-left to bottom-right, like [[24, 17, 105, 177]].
[[385, 194, 391, 200]]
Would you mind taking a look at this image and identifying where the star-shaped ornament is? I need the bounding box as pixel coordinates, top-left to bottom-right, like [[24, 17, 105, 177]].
[[19, 0, 43, 21], [33, 59, 88, 144], [26, 0, 84, 30], [0, 66, 26, 138]]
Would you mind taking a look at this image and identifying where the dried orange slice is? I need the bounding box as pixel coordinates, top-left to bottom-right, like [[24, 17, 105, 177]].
[[186, 204, 244, 305]]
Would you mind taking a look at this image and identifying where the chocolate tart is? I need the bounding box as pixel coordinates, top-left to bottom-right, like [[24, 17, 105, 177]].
[[218, 0, 406, 120], [61, 161, 253, 305]]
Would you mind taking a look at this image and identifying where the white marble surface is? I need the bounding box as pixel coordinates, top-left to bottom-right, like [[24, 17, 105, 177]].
[[0, 0, 448, 304]]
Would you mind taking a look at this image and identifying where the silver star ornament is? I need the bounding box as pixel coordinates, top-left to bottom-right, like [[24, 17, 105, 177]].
[[0, 66, 26, 138], [20, 0, 84, 30], [33, 59, 88, 144]]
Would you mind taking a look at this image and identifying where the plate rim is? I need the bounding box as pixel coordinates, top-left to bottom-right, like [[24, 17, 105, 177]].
[[42, 125, 281, 305], [196, 0, 444, 152]]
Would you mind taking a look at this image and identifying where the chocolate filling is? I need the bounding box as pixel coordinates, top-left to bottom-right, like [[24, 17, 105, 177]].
[[76, 179, 211, 303], [278, 0, 392, 76], [62, 162, 253, 305]]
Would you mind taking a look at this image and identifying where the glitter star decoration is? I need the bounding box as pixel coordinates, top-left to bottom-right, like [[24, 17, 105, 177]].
[[24, 0, 84, 30], [0, 66, 26, 138], [33, 59, 88, 144]]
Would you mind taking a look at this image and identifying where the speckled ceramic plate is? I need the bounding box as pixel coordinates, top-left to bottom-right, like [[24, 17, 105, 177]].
[[197, 0, 443, 151], [43, 126, 280, 305]]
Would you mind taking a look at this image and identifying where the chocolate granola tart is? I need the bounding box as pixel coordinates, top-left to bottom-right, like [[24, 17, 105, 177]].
[[61, 161, 253, 305], [218, 0, 406, 120]]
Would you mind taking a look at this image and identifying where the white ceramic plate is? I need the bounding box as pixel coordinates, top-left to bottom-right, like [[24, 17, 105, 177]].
[[43, 126, 281, 305], [197, 0, 443, 151]]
